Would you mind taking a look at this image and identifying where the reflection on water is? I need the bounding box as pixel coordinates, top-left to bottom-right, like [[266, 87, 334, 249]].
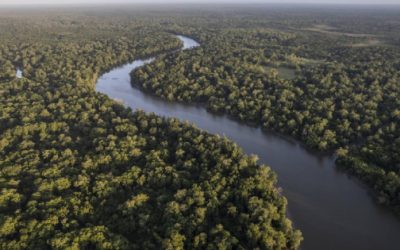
[[16, 68, 23, 78], [96, 35, 400, 250], [177, 35, 200, 49]]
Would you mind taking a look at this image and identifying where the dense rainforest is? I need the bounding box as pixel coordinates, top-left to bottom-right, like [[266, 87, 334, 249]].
[[1, 4, 400, 249], [131, 6, 400, 215], [0, 7, 302, 249]]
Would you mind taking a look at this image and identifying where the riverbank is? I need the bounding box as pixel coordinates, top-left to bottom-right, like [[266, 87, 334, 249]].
[[96, 35, 400, 250]]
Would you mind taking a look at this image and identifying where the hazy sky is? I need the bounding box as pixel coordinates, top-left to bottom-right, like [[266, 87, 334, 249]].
[[0, 0, 399, 5]]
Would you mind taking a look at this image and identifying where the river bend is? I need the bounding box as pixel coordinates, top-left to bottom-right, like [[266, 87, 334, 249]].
[[96, 35, 400, 250]]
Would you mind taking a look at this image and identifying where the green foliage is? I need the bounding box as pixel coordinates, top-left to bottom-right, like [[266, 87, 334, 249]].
[[130, 7, 400, 215], [0, 79, 300, 249], [0, 8, 302, 249], [1, 5, 400, 248]]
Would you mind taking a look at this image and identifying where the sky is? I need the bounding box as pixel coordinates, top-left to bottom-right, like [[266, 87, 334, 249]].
[[0, 0, 399, 5]]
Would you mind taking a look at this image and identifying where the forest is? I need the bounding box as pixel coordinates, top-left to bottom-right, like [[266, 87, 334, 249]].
[[131, 6, 400, 215], [0, 4, 399, 249], [0, 7, 302, 249]]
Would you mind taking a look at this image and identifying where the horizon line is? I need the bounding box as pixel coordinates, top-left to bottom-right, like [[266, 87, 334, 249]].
[[1, 2, 400, 6]]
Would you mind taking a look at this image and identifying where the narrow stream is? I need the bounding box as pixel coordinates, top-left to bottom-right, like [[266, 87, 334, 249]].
[[16, 68, 23, 78], [96, 35, 400, 250]]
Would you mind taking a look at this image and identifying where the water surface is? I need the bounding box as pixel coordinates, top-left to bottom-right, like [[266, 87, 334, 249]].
[[96, 35, 400, 250], [16, 68, 23, 78]]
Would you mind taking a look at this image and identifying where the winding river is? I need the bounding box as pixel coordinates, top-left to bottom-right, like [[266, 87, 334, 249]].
[[96, 35, 400, 250]]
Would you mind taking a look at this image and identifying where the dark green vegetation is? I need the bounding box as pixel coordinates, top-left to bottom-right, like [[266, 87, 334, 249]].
[[0, 7, 302, 250], [0, 80, 301, 249], [131, 6, 400, 215], [1, 5, 400, 249]]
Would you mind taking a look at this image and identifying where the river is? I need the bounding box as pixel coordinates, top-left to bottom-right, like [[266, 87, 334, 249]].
[[16, 68, 23, 78], [96, 35, 400, 250]]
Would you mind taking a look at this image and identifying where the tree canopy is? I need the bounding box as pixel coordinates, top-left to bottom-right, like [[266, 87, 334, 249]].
[[131, 7, 400, 215], [0, 7, 303, 249]]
